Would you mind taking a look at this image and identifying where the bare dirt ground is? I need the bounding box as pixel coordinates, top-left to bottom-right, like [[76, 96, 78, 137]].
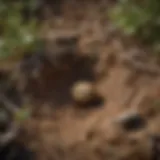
[[17, 1, 160, 160]]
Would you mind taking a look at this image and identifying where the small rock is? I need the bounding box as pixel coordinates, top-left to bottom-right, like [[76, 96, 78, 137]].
[[71, 81, 95, 104], [71, 81, 103, 107]]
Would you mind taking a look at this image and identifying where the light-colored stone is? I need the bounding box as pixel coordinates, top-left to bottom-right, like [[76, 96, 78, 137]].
[[71, 81, 96, 104]]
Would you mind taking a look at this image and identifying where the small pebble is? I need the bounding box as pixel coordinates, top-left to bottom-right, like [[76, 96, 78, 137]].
[[71, 81, 95, 104], [71, 81, 104, 108]]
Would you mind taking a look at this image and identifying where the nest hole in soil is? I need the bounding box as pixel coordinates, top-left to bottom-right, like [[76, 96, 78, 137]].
[[22, 54, 97, 107]]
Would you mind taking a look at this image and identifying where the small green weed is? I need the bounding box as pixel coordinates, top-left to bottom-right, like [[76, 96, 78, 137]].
[[109, 0, 160, 53], [0, 1, 40, 60]]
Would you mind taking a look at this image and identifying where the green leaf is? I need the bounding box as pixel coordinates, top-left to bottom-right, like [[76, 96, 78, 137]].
[[14, 108, 31, 122]]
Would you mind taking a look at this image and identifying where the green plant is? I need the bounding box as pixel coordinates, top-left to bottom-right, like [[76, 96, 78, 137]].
[[14, 107, 31, 123], [109, 0, 160, 53], [0, 0, 40, 60]]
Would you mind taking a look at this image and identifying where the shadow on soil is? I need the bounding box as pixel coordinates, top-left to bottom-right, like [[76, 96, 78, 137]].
[[25, 56, 96, 107]]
